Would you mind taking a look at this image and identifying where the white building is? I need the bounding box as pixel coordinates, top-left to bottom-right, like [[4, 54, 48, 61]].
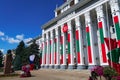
[[40, 0, 120, 69]]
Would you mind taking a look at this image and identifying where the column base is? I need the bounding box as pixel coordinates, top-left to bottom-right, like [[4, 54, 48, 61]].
[[100, 63, 108, 67], [60, 64, 67, 69], [41, 65, 44, 69], [49, 65, 54, 69], [88, 65, 95, 70], [77, 65, 86, 70], [68, 64, 74, 69], [45, 65, 49, 69], [54, 64, 60, 69]]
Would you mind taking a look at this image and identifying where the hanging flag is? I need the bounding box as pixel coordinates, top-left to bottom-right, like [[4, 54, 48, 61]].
[[86, 26, 92, 63], [76, 30, 81, 64], [29, 54, 35, 63], [67, 33, 71, 64], [60, 36, 63, 64], [113, 16, 120, 48], [104, 38, 117, 51]]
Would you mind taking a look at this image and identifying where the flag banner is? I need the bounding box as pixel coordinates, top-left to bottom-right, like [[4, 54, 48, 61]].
[[29, 54, 35, 62], [104, 38, 117, 51]]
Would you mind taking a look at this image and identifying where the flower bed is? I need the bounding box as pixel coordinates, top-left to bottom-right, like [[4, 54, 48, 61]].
[[89, 66, 120, 80]]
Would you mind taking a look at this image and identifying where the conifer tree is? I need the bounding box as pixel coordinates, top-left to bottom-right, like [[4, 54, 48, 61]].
[[13, 41, 25, 70], [0, 50, 3, 67]]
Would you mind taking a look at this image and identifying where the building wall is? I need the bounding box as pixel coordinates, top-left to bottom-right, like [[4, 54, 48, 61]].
[[40, 0, 120, 69]]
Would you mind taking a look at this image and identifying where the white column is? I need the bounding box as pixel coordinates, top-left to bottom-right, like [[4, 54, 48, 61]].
[[96, 5, 108, 66], [61, 25, 67, 69], [67, 21, 74, 69], [84, 12, 96, 68], [75, 17, 85, 69], [50, 30, 54, 68], [110, 0, 120, 48], [41, 34, 45, 68], [55, 11, 57, 17], [46, 32, 50, 68], [74, 0, 79, 4], [55, 28, 60, 69]]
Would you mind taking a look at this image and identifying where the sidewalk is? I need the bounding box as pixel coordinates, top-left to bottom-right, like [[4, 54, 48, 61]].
[[0, 69, 90, 80]]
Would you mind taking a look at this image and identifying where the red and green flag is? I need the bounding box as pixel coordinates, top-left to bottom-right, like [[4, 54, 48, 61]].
[[50, 40, 52, 64], [86, 26, 92, 63], [60, 36, 63, 64], [75, 30, 81, 64], [113, 16, 120, 48], [67, 33, 71, 64], [98, 21, 107, 63], [44, 42, 47, 64], [54, 38, 57, 64]]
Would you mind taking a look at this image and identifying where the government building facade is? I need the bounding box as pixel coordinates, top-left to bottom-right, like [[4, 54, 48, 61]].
[[37, 0, 120, 69]]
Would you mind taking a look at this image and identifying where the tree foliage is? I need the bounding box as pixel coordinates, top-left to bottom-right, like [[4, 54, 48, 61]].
[[13, 40, 40, 70], [0, 50, 3, 67], [15, 41, 25, 56], [28, 40, 40, 68], [13, 41, 25, 70]]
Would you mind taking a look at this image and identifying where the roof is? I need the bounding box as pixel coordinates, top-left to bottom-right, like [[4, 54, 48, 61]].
[[41, 0, 93, 29]]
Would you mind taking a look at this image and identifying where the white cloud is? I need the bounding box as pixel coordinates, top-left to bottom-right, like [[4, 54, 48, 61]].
[[8, 37, 20, 44], [1, 37, 5, 41], [24, 38, 32, 43], [16, 34, 24, 40], [0, 32, 33, 44], [0, 31, 5, 36], [0, 49, 4, 53]]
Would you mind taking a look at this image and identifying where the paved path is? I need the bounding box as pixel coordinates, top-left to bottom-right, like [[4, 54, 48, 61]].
[[0, 69, 90, 80]]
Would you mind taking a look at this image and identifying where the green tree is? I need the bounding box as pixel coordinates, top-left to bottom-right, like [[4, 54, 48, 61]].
[[13, 40, 40, 70], [13, 41, 25, 70], [0, 50, 3, 67], [22, 47, 31, 64], [29, 40, 40, 69], [15, 41, 25, 56]]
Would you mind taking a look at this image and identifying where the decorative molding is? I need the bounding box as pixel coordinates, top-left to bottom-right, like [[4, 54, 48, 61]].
[[44, 0, 109, 34]]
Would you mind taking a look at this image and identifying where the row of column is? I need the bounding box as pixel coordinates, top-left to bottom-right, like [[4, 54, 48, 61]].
[[41, 0, 120, 69]]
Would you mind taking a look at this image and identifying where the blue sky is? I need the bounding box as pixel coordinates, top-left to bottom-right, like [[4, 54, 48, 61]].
[[0, 0, 64, 53]]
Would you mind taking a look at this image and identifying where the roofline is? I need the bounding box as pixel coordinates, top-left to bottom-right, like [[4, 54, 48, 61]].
[[41, 0, 92, 29], [55, 0, 73, 11]]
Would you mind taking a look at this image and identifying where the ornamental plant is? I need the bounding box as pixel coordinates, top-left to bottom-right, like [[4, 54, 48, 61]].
[[112, 76, 120, 80], [103, 66, 118, 80], [90, 66, 104, 80], [89, 66, 120, 80]]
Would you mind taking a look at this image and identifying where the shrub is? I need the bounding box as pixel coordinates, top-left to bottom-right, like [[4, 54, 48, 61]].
[[90, 66, 119, 80], [103, 66, 118, 78]]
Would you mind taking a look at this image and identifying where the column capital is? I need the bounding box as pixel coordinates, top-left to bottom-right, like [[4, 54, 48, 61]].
[[110, 0, 119, 4], [67, 20, 71, 25], [84, 12, 91, 25], [42, 29, 45, 33], [74, 0, 79, 4], [84, 12, 90, 18], [75, 17, 81, 28], [67, 20, 72, 31], [55, 27, 59, 36], [110, 0, 120, 14], [95, 5, 103, 12], [55, 27, 59, 31], [96, 5, 104, 21], [50, 30, 53, 39], [46, 32, 49, 40]]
